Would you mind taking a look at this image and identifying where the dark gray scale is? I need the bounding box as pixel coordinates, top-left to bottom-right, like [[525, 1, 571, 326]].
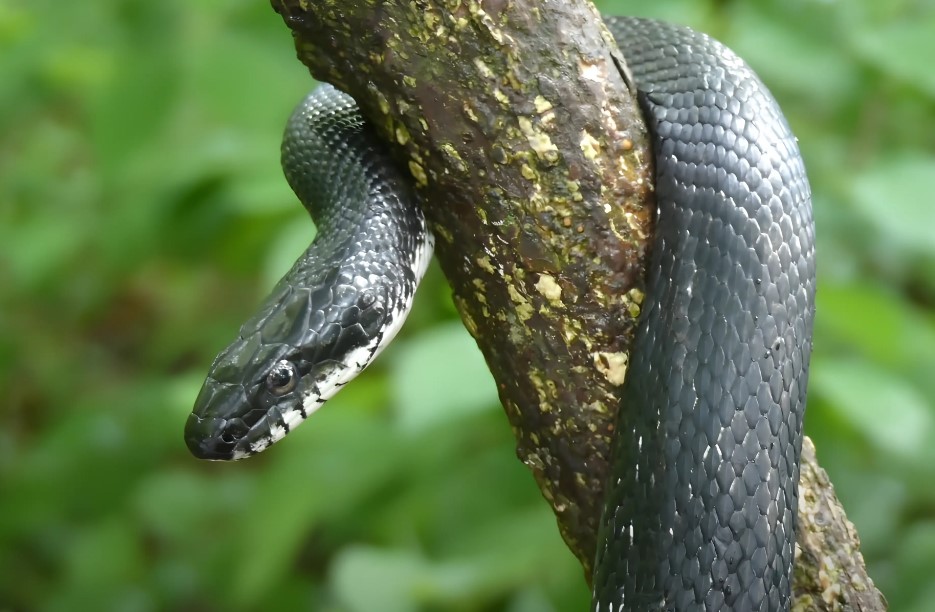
[[591, 18, 815, 611]]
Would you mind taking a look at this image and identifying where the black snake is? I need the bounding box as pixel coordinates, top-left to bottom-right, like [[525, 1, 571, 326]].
[[185, 16, 815, 611]]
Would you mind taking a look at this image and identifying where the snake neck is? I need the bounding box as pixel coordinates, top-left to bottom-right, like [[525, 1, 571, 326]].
[[185, 85, 433, 460]]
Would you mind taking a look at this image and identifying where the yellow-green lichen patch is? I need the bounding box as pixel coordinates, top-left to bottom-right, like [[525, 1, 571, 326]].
[[508, 284, 534, 322], [491, 144, 509, 164], [408, 160, 428, 186], [476, 255, 496, 275], [613, 153, 631, 178], [623, 287, 644, 318], [534, 95, 553, 114], [565, 179, 583, 202], [593, 351, 628, 386], [522, 449, 549, 476], [466, 2, 505, 45], [561, 325, 578, 346], [818, 555, 844, 605], [529, 369, 558, 413], [472, 277, 488, 306], [454, 295, 479, 338], [518, 116, 559, 163], [535, 273, 562, 302], [625, 210, 648, 240], [375, 88, 391, 115], [586, 400, 612, 417], [580, 129, 601, 160], [395, 123, 410, 145], [439, 142, 467, 173], [473, 57, 494, 79], [463, 103, 480, 122], [422, 8, 439, 30], [608, 217, 629, 243]]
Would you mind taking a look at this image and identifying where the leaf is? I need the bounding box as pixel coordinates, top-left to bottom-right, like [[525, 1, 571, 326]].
[[816, 281, 935, 388], [387, 322, 498, 434], [330, 547, 456, 612], [850, 154, 935, 258], [850, 19, 935, 98], [260, 215, 316, 291], [810, 357, 935, 459]]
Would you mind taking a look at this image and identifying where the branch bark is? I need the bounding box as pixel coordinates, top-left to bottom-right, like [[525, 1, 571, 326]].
[[269, 1, 886, 609]]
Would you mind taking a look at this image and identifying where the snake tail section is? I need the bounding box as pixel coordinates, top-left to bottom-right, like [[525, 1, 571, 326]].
[[185, 85, 433, 460], [592, 18, 816, 611]]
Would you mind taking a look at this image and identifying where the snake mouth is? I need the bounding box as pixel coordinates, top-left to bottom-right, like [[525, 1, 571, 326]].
[[186, 377, 270, 460], [184, 413, 241, 460]]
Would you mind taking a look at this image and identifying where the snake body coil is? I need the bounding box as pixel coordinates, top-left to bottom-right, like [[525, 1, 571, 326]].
[[592, 18, 815, 610], [186, 16, 815, 611]]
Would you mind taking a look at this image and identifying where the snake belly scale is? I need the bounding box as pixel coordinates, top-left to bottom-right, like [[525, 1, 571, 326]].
[[185, 16, 815, 612]]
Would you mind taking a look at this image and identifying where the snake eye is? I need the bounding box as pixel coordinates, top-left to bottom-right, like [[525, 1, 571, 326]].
[[266, 360, 298, 396]]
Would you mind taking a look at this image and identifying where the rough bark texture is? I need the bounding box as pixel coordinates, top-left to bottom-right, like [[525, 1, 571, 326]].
[[269, 1, 886, 609], [792, 438, 888, 611]]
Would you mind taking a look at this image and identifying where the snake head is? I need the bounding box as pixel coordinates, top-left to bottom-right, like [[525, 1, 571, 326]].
[[185, 270, 393, 460]]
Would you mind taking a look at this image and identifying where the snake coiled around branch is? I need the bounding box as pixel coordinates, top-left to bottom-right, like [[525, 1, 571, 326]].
[[185, 16, 815, 611]]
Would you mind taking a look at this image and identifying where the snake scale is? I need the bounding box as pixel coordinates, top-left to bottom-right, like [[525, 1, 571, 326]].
[[185, 16, 815, 611]]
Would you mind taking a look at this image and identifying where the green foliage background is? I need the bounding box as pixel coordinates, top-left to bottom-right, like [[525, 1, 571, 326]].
[[2, 0, 933, 609]]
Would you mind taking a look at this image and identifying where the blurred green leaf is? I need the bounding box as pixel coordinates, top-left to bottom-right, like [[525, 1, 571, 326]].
[[389, 322, 498, 434], [851, 154, 935, 258], [811, 357, 935, 459], [850, 18, 935, 98], [889, 522, 935, 611], [331, 546, 475, 612], [816, 281, 935, 388], [261, 216, 316, 291]]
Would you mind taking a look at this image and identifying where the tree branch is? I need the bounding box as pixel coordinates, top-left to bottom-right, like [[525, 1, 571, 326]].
[[269, 1, 886, 608]]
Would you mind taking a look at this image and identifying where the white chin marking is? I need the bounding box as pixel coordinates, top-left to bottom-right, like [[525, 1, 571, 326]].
[[268, 421, 287, 442], [231, 447, 253, 460], [284, 405, 310, 431]]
